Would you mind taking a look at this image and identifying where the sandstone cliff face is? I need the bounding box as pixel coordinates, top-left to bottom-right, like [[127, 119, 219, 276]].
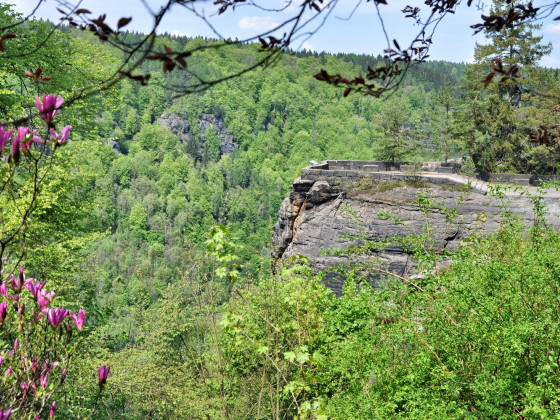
[[272, 173, 560, 296], [159, 113, 238, 156]]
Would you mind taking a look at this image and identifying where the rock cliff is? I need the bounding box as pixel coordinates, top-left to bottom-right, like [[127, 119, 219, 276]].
[[272, 162, 560, 295], [159, 113, 238, 156]]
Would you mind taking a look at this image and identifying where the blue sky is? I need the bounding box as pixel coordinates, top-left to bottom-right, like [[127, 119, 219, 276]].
[[11, 0, 560, 66]]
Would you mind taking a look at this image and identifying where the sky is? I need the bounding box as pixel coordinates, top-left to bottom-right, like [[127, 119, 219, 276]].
[[10, 0, 560, 67]]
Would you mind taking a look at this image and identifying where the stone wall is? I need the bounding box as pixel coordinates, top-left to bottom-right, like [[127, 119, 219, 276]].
[[301, 159, 560, 187]]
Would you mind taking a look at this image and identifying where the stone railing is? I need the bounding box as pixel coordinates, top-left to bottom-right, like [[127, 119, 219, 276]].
[[300, 160, 465, 187], [479, 171, 560, 186], [301, 160, 560, 188]]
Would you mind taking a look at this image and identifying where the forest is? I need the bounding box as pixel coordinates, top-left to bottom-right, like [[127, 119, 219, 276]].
[[2, 0, 560, 418]]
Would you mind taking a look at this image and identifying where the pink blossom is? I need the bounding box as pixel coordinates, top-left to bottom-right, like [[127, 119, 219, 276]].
[[43, 360, 58, 375], [18, 266, 25, 285], [37, 289, 54, 310], [0, 302, 7, 323], [40, 374, 48, 389], [9, 274, 20, 292], [0, 127, 13, 150], [49, 125, 72, 145], [24, 279, 44, 298], [70, 309, 85, 330], [46, 307, 68, 329], [10, 135, 20, 165], [5, 365, 11, 378], [98, 365, 110, 386], [35, 94, 63, 123], [61, 368, 67, 383], [0, 282, 6, 297], [15, 266, 32, 292], [49, 401, 56, 419], [13, 339, 17, 352], [37, 294, 49, 310], [13, 127, 43, 154], [0, 407, 11, 420]]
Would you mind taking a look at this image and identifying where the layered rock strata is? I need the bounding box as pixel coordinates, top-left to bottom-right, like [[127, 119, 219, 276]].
[[272, 162, 560, 296]]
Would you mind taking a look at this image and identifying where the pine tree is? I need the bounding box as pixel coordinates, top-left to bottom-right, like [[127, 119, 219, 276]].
[[425, 83, 461, 161], [456, 0, 560, 173], [374, 95, 420, 162]]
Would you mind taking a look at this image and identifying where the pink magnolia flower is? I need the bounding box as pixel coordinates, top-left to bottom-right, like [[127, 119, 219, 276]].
[[13, 127, 44, 155], [10, 135, 20, 165], [13, 266, 31, 292], [70, 309, 85, 330], [0, 126, 13, 150], [49, 125, 72, 145], [35, 94, 63, 123], [0, 407, 11, 420], [0, 302, 7, 323], [37, 289, 55, 310], [98, 365, 110, 386], [40, 374, 48, 389], [49, 401, 56, 419], [24, 279, 44, 298], [13, 339, 17, 352], [46, 307, 68, 329], [43, 360, 58, 375], [61, 368, 67, 383], [0, 282, 6, 297], [9, 274, 20, 292], [37, 293, 49, 310], [5, 365, 11, 378]]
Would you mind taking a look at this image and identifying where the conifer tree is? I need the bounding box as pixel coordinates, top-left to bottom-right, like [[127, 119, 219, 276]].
[[375, 95, 420, 162], [456, 0, 560, 173]]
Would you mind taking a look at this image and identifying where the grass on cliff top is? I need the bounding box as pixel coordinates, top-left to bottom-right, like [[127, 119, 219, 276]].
[[346, 177, 429, 197]]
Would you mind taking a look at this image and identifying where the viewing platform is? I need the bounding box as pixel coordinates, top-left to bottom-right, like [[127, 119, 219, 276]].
[[299, 160, 560, 197]]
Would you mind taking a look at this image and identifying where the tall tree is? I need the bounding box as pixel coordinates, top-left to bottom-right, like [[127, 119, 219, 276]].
[[374, 95, 420, 162], [459, 0, 560, 173], [425, 83, 461, 161]]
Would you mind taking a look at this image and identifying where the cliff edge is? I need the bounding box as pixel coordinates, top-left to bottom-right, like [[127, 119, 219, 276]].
[[272, 161, 560, 295]]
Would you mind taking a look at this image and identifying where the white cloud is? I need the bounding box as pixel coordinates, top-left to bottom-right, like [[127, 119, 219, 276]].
[[301, 41, 315, 51], [237, 16, 277, 31], [171, 29, 191, 38], [545, 23, 560, 34]]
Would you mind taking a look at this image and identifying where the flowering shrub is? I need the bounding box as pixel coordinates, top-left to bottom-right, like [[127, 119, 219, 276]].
[[0, 265, 85, 418], [0, 94, 108, 418]]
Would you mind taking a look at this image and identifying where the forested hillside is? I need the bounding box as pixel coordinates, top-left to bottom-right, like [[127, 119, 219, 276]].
[[3, 0, 560, 418]]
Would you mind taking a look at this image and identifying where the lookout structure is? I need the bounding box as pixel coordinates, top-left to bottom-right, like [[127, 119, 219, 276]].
[[272, 160, 560, 295]]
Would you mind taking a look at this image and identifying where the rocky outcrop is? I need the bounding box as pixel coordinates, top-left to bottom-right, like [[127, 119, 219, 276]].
[[104, 140, 122, 154], [272, 173, 560, 296], [198, 114, 238, 155], [159, 113, 191, 143], [159, 113, 238, 156]]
